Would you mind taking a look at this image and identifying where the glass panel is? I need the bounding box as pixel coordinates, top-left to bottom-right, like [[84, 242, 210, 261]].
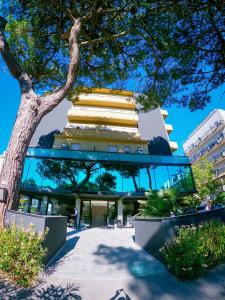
[[71, 143, 80, 150], [40, 196, 48, 215], [21, 158, 44, 189], [81, 200, 91, 225], [107, 145, 118, 152], [107, 201, 116, 225], [30, 198, 40, 214], [168, 165, 195, 193], [47, 203, 53, 215], [101, 163, 122, 193], [51, 198, 60, 215], [105, 163, 140, 193], [61, 143, 68, 149], [18, 194, 30, 213], [139, 165, 152, 193], [21, 156, 195, 194], [151, 166, 170, 190], [123, 199, 138, 225], [77, 162, 100, 192], [40, 159, 63, 191]]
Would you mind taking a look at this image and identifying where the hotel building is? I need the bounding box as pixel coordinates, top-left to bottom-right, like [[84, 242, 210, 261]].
[[2, 89, 195, 227], [183, 109, 225, 181]]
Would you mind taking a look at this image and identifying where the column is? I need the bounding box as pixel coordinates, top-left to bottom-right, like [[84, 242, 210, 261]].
[[117, 198, 123, 225], [75, 196, 81, 227]]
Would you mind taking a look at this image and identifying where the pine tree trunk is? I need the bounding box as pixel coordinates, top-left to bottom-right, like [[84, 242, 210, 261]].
[[0, 92, 42, 213]]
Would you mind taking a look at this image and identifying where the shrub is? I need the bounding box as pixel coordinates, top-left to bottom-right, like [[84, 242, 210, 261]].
[[0, 223, 47, 287], [161, 220, 225, 280], [139, 188, 182, 217]]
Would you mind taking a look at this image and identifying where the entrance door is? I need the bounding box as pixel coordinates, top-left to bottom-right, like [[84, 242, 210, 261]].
[[91, 201, 107, 226]]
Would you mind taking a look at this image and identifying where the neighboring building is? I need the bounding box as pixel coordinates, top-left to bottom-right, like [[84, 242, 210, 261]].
[[183, 109, 225, 180], [12, 89, 194, 227]]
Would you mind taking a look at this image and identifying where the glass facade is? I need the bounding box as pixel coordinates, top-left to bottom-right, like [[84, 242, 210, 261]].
[[21, 156, 195, 195], [18, 149, 195, 220]]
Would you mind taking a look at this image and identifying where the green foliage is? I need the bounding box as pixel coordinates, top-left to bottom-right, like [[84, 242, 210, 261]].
[[214, 192, 225, 205], [161, 220, 225, 280], [3, 0, 225, 109], [96, 171, 116, 191], [139, 188, 182, 217], [0, 223, 47, 287], [192, 157, 222, 200]]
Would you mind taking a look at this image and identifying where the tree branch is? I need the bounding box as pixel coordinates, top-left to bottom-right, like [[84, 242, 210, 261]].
[[80, 31, 129, 46], [81, 0, 99, 21], [39, 19, 81, 115], [0, 20, 33, 93], [48, 0, 77, 21]]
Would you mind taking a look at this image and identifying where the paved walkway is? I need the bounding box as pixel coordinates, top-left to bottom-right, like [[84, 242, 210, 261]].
[[1, 227, 225, 299]]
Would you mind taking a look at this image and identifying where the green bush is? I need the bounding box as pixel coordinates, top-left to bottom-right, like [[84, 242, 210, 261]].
[[161, 220, 225, 280], [139, 188, 182, 217], [0, 223, 47, 287]]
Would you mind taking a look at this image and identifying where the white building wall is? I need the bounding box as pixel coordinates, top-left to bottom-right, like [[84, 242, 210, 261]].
[[183, 109, 225, 178], [29, 99, 72, 147], [183, 109, 225, 153]]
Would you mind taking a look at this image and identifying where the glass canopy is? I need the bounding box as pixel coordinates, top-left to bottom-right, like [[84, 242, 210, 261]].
[[20, 148, 196, 195]]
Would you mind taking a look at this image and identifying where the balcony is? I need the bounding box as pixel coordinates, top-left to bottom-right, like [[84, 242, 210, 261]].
[[68, 106, 138, 126], [165, 124, 173, 134], [190, 133, 225, 163], [161, 109, 168, 119], [73, 93, 136, 109], [212, 150, 225, 164], [58, 127, 143, 142], [214, 166, 225, 178], [185, 120, 224, 155], [169, 141, 178, 152]]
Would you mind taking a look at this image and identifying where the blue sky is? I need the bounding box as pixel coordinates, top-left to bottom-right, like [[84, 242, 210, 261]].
[[0, 65, 224, 155]]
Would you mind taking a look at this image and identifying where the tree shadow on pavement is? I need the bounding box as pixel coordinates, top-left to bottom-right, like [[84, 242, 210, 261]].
[[0, 279, 81, 300], [94, 244, 223, 300], [94, 244, 165, 278]]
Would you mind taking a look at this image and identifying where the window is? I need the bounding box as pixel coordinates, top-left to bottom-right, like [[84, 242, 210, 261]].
[[137, 146, 144, 154], [61, 143, 68, 150], [217, 134, 224, 144], [71, 143, 80, 150], [108, 145, 118, 152], [124, 146, 131, 153]]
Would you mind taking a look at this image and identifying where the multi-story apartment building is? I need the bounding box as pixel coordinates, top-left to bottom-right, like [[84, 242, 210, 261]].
[[1, 89, 194, 227], [183, 109, 225, 180]]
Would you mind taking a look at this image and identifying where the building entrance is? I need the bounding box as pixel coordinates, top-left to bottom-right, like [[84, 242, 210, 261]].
[[80, 200, 116, 227], [91, 201, 107, 226]]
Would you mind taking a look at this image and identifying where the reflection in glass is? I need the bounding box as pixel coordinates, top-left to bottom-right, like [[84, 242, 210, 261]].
[[30, 198, 40, 214], [107, 201, 116, 225], [18, 195, 30, 213], [81, 200, 91, 225], [21, 157, 195, 194]]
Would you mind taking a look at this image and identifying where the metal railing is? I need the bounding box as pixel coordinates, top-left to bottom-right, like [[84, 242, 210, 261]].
[[186, 120, 224, 154]]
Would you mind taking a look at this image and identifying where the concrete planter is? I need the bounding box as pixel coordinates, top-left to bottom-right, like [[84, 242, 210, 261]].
[[135, 207, 225, 262], [4, 210, 67, 263]]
